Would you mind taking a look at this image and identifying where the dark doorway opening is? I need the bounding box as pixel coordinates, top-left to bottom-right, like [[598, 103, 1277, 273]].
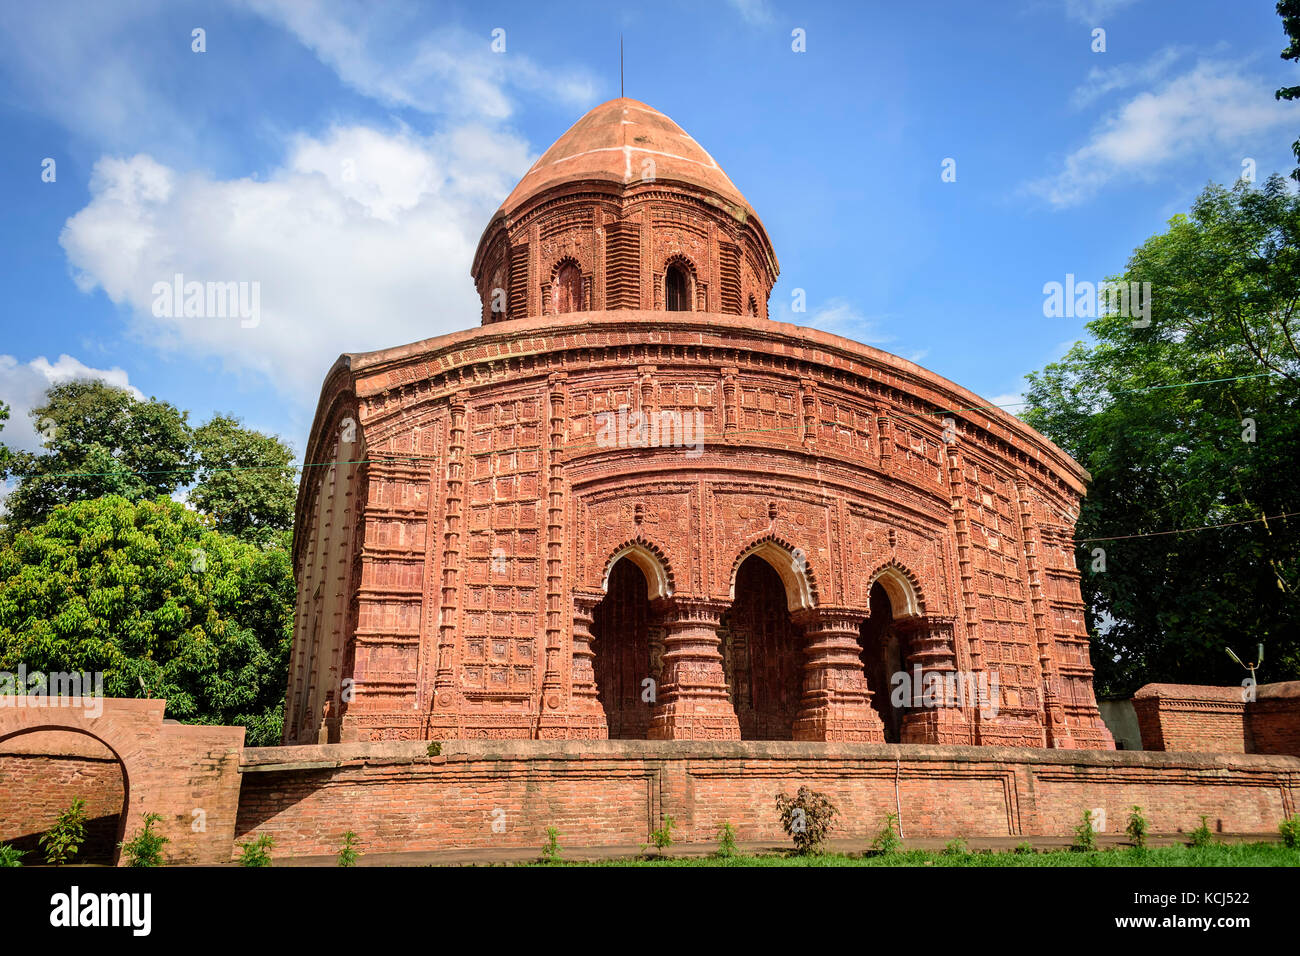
[[721, 556, 804, 740], [591, 559, 662, 738], [858, 582, 912, 743]]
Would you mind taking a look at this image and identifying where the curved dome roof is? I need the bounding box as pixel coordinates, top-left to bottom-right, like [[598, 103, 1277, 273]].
[[500, 97, 755, 217]]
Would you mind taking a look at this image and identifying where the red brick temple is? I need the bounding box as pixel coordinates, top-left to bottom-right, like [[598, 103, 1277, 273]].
[[284, 97, 1114, 750]]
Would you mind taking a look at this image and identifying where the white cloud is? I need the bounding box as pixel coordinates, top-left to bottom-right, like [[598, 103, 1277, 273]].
[[1028, 59, 1300, 208], [773, 297, 895, 346], [240, 0, 597, 119], [985, 391, 1027, 412], [1069, 46, 1185, 108], [727, 0, 777, 26], [1062, 0, 1140, 24], [0, 354, 142, 453], [59, 123, 533, 399]]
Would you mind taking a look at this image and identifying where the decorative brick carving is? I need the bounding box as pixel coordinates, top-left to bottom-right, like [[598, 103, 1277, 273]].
[[288, 97, 1113, 750]]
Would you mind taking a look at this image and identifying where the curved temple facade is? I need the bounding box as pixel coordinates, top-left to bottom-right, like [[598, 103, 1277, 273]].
[[285, 98, 1113, 750]]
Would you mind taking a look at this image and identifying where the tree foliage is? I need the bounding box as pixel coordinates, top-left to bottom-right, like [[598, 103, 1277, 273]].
[[1, 381, 193, 533], [0, 495, 293, 744], [1278, 0, 1300, 181], [190, 414, 296, 542], [1023, 176, 1300, 696]]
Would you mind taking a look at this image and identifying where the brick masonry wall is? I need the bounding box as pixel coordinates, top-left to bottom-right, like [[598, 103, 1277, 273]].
[[235, 740, 1298, 859], [1133, 682, 1300, 757], [0, 732, 125, 863]]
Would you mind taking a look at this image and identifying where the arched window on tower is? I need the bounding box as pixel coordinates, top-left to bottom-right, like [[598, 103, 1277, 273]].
[[552, 261, 582, 314], [665, 262, 691, 312]]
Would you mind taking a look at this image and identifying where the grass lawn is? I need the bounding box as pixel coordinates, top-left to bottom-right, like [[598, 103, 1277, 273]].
[[532, 843, 1300, 867]]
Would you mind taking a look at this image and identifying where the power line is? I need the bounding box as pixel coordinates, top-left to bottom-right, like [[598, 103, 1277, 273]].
[[1077, 511, 1300, 543]]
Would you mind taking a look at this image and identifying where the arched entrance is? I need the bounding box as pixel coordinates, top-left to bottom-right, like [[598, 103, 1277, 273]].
[[721, 555, 805, 740], [858, 582, 915, 742], [0, 729, 128, 865], [591, 558, 665, 738]]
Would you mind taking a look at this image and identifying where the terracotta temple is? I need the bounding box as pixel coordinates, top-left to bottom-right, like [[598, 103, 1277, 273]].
[[284, 98, 1114, 750]]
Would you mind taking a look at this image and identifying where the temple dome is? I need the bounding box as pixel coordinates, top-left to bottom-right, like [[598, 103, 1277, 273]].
[[471, 97, 778, 325], [499, 97, 756, 220]]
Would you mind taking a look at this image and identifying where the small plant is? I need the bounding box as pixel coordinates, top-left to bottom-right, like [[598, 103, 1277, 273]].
[[870, 813, 901, 854], [1125, 806, 1148, 849], [1071, 809, 1097, 852], [540, 826, 562, 864], [426, 741, 442, 757], [40, 798, 88, 865], [650, 816, 676, 854], [714, 821, 739, 859], [774, 786, 839, 855], [337, 830, 361, 867], [0, 843, 23, 867], [942, 838, 968, 856], [1013, 841, 1035, 855], [1188, 815, 1214, 848], [237, 833, 275, 867], [1279, 813, 1300, 849], [120, 812, 169, 867]]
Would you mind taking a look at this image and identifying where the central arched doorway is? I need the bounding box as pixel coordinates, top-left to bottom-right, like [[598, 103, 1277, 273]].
[[858, 581, 915, 742], [591, 558, 664, 738], [0, 729, 127, 865], [721, 555, 805, 740]]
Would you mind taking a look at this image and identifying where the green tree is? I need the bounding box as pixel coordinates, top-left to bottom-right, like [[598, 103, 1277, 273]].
[[2, 381, 194, 534], [189, 414, 296, 542], [1278, 0, 1300, 181], [0, 495, 293, 744], [1023, 177, 1300, 696], [0, 400, 12, 475]]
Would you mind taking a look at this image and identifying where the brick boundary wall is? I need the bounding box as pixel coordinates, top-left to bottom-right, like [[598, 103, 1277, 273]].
[[0, 732, 125, 863], [0, 699, 245, 865], [235, 740, 1299, 860], [1133, 682, 1300, 757]]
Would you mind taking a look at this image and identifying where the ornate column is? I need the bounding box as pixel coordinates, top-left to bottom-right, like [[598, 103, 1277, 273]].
[[792, 606, 885, 742], [647, 597, 740, 740], [565, 592, 608, 738], [898, 615, 975, 744]]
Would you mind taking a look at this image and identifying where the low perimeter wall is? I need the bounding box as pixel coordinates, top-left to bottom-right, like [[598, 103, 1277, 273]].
[[235, 740, 1299, 859], [1133, 681, 1300, 756]]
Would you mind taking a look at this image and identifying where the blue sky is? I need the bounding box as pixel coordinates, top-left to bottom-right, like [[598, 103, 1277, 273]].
[[1, 0, 1297, 464]]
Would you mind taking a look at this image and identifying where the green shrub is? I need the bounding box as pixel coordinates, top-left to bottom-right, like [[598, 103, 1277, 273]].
[[540, 826, 562, 864], [120, 813, 169, 867], [1278, 813, 1300, 849], [650, 816, 676, 854], [426, 741, 442, 757], [774, 786, 838, 855], [40, 798, 87, 865], [1126, 806, 1148, 849], [1189, 816, 1214, 848], [1071, 809, 1098, 852], [714, 821, 739, 859], [237, 833, 275, 867], [337, 830, 361, 867], [0, 843, 24, 867], [942, 838, 968, 856], [1013, 841, 1036, 855], [870, 813, 901, 854]]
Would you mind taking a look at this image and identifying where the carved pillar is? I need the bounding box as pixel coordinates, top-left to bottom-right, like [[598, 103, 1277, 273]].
[[647, 597, 740, 740], [897, 615, 974, 744], [792, 606, 885, 742], [721, 367, 739, 440], [799, 378, 818, 450], [566, 592, 608, 738]]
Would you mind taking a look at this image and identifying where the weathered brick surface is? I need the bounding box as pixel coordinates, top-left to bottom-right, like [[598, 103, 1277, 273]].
[[0, 732, 124, 862], [234, 740, 1298, 859], [0, 700, 245, 865], [1133, 682, 1300, 757], [284, 96, 1113, 752]]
